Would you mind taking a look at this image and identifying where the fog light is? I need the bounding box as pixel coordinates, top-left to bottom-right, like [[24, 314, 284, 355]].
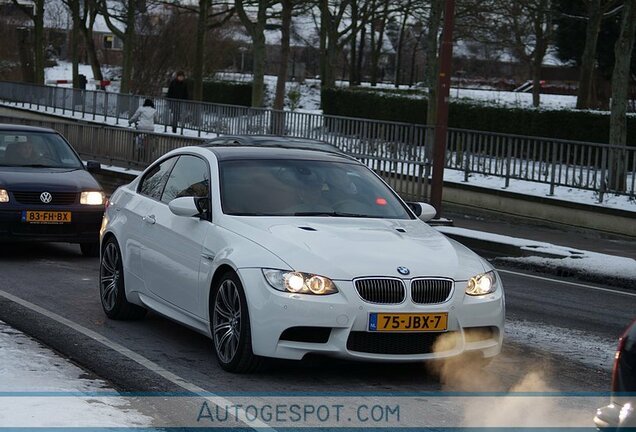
[[0, 189, 8, 203]]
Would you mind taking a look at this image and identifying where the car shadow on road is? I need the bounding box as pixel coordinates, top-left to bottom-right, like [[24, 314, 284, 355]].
[[0, 242, 84, 260]]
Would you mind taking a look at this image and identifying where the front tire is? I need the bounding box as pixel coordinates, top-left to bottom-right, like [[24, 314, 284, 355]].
[[100, 238, 147, 320], [211, 272, 262, 373]]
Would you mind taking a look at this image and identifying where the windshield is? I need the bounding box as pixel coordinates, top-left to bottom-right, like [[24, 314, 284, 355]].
[[0, 132, 84, 169], [220, 159, 412, 219]]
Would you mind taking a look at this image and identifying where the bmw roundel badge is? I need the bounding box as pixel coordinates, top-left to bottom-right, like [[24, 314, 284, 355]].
[[397, 266, 410, 276]]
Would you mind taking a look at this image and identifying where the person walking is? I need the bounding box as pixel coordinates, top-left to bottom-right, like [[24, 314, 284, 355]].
[[166, 71, 189, 133]]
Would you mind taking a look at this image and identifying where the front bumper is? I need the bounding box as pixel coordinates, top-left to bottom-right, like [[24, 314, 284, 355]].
[[238, 268, 505, 361], [0, 207, 103, 243]]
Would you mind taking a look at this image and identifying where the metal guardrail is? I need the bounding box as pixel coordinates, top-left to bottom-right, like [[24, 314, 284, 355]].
[[0, 115, 203, 169], [0, 80, 634, 202]]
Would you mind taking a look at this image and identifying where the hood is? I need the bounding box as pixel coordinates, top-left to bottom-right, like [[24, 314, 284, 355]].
[[223, 217, 487, 281], [0, 167, 101, 192]]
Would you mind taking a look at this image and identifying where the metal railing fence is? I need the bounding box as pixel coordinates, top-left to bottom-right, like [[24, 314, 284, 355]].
[[0, 80, 634, 202]]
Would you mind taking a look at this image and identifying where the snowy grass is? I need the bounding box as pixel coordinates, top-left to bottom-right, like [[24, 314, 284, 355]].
[[49, 64, 595, 114]]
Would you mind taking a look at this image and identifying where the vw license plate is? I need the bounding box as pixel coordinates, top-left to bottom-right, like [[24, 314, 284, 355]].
[[22, 211, 72, 224], [369, 313, 448, 332]]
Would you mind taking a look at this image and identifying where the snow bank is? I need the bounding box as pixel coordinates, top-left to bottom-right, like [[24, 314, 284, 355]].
[[0, 321, 151, 427], [437, 226, 636, 282]]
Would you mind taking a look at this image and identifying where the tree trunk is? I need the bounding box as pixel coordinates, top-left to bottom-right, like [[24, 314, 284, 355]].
[[319, 0, 329, 89], [531, 0, 551, 108], [425, 0, 443, 126], [370, 0, 389, 87], [608, 0, 636, 191], [369, 14, 377, 86], [80, 12, 104, 86], [71, 0, 80, 88], [409, 31, 423, 86], [356, 22, 366, 83], [349, 0, 358, 85], [119, 0, 136, 94], [531, 60, 542, 108], [576, 0, 602, 110], [33, 0, 45, 84], [193, 0, 209, 101], [273, 0, 292, 110], [394, 0, 411, 88], [252, 30, 266, 107]]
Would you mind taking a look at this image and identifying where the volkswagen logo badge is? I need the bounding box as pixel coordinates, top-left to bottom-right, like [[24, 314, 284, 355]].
[[40, 192, 52, 204], [397, 266, 410, 276]]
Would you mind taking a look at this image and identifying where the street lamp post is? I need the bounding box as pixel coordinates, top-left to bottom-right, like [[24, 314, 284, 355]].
[[429, 0, 456, 219]]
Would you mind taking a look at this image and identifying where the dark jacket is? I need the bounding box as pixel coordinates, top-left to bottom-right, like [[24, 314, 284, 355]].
[[167, 79, 189, 100]]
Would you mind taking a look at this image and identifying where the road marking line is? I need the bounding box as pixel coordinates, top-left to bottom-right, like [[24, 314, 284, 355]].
[[0, 289, 273, 431], [497, 268, 636, 298]]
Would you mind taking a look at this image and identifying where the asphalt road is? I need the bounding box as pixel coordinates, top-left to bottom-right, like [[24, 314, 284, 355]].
[[0, 242, 633, 427]]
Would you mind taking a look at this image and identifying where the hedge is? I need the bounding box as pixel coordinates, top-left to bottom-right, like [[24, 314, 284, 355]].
[[202, 80, 254, 106], [185, 80, 254, 107], [321, 88, 636, 146]]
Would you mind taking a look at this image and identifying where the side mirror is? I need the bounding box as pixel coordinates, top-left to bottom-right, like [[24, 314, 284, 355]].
[[406, 202, 437, 222], [86, 160, 101, 173], [169, 197, 201, 218]]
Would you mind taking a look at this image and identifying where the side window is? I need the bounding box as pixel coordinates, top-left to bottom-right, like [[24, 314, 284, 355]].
[[161, 155, 210, 204], [139, 157, 177, 200]]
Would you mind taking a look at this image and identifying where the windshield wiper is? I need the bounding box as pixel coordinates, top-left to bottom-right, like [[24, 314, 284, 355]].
[[294, 211, 373, 218]]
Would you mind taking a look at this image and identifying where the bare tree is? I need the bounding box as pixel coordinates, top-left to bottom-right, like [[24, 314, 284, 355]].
[[556, 0, 624, 109], [492, 0, 555, 108], [235, 0, 276, 107], [98, 0, 140, 94], [273, 0, 293, 110], [393, 0, 413, 87], [608, 0, 636, 190], [11, 0, 45, 84], [368, 0, 390, 86], [425, 0, 443, 125], [162, 1, 235, 100]]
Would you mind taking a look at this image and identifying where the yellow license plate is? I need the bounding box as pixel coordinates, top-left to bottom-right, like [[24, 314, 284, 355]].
[[22, 211, 72, 224], [369, 313, 448, 332]]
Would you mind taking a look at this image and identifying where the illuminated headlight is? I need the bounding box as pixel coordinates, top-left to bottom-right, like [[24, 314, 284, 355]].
[[262, 269, 338, 295], [465, 271, 498, 296], [80, 191, 105, 205], [0, 189, 8, 203]]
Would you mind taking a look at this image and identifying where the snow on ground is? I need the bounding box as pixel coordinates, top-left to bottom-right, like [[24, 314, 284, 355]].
[[443, 168, 635, 212], [45, 61, 121, 92], [44, 64, 625, 114], [505, 319, 615, 371], [0, 320, 151, 427], [436, 226, 636, 281]]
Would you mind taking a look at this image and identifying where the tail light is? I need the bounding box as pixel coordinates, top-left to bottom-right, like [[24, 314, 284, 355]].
[[105, 199, 110, 210], [612, 321, 635, 392]]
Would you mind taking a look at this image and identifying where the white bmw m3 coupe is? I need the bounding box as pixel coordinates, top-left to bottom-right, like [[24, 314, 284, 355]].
[[99, 136, 504, 372]]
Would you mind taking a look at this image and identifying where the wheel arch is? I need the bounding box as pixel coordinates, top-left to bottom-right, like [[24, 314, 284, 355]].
[[207, 263, 239, 323]]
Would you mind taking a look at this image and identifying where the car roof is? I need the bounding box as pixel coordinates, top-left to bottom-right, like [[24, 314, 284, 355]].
[[203, 145, 359, 163], [0, 123, 58, 133], [202, 135, 350, 157]]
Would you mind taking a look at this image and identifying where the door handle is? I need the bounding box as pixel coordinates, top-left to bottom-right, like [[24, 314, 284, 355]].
[[142, 214, 156, 225], [201, 252, 215, 261]]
